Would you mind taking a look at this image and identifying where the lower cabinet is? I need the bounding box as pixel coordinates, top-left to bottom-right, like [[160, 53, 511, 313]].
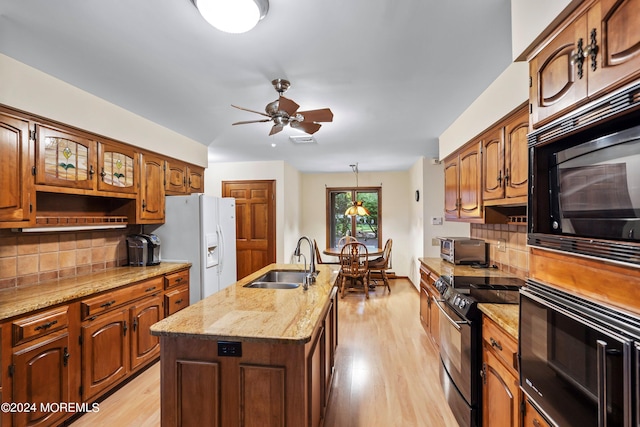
[[481, 315, 519, 427], [522, 397, 553, 427], [419, 264, 440, 350], [12, 331, 70, 427], [80, 309, 129, 401], [0, 267, 190, 427]]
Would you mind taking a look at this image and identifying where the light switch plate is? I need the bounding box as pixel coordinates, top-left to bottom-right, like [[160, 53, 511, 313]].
[[497, 238, 506, 252], [431, 216, 443, 225]]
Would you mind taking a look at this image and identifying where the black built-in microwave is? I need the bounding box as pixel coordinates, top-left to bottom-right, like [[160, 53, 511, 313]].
[[528, 100, 640, 266]]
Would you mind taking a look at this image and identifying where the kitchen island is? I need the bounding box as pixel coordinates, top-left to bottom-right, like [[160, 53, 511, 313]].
[[150, 263, 339, 427]]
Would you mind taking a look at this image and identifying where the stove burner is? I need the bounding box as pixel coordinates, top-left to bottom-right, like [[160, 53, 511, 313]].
[[435, 275, 523, 318]]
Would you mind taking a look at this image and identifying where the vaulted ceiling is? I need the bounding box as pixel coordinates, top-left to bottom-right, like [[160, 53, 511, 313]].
[[0, 0, 513, 172]]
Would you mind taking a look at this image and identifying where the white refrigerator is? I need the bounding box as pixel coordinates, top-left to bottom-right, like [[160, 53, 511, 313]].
[[148, 194, 237, 304]]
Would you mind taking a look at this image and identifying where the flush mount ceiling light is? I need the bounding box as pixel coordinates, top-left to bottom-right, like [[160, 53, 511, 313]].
[[191, 0, 269, 34], [345, 163, 370, 217]]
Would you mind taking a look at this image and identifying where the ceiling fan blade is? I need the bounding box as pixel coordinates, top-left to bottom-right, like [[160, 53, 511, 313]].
[[231, 104, 271, 118], [290, 121, 321, 134], [269, 123, 284, 136], [278, 96, 300, 116], [297, 108, 333, 123], [232, 119, 272, 125]]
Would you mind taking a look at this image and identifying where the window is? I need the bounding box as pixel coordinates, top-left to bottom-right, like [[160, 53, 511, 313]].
[[326, 187, 381, 248]]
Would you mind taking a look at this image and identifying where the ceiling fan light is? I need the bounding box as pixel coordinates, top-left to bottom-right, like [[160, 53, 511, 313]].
[[193, 0, 269, 34]]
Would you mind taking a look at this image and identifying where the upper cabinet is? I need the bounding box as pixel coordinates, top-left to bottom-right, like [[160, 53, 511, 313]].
[[529, 0, 640, 128], [482, 107, 529, 204], [35, 124, 97, 191], [444, 105, 528, 224], [0, 111, 34, 225], [97, 140, 138, 195], [165, 161, 204, 195], [444, 141, 483, 221], [138, 152, 165, 223]]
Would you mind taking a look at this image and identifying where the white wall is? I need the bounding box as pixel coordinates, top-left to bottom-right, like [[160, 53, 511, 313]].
[[511, 0, 580, 60], [0, 54, 207, 167], [438, 62, 528, 160], [300, 170, 413, 278], [408, 158, 425, 287]]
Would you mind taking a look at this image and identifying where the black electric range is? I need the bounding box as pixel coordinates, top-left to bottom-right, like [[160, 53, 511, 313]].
[[434, 274, 524, 427], [434, 274, 524, 320]]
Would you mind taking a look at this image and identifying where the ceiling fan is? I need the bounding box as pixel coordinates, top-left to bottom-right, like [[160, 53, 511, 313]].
[[232, 79, 333, 136]]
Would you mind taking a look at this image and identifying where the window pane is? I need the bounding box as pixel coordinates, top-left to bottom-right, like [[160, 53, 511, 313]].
[[327, 188, 382, 250], [329, 191, 352, 247], [355, 191, 378, 248]]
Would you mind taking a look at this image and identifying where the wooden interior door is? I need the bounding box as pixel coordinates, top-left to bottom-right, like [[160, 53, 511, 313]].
[[222, 180, 276, 280]]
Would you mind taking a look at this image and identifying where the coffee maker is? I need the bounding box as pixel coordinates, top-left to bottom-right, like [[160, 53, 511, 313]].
[[126, 234, 161, 266]]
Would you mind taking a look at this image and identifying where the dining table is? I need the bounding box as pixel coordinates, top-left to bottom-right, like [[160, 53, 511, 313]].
[[323, 246, 384, 258]]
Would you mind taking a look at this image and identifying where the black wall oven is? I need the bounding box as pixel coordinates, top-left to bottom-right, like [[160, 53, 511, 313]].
[[520, 280, 640, 427], [528, 83, 640, 266]]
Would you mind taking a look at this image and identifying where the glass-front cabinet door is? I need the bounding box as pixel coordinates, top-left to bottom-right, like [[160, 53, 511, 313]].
[[97, 141, 138, 194], [35, 124, 96, 190]]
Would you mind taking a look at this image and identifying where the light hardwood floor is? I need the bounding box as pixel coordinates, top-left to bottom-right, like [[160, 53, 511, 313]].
[[70, 278, 458, 427]]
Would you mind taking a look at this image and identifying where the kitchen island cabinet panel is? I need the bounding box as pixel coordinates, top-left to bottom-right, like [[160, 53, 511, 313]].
[[153, 264, 338, 427]]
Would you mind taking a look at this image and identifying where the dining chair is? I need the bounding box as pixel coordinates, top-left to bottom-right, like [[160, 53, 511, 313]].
[[339, 242, 370, 299], [337, 235, 358, 247], [367, 238, 392, 293], [313, 239, 339, 265]]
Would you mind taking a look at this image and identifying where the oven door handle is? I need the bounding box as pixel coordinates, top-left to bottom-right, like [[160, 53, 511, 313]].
[[433, 298, 468, 331]]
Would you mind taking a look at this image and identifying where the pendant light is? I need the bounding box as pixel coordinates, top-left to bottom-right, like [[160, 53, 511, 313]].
[[345, 163, 370, 216], [191, 0, 269, 34]]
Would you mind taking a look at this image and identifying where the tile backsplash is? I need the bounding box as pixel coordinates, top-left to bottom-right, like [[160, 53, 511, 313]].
[[471, 223, 528, 279], [0, 228, 133, 289]]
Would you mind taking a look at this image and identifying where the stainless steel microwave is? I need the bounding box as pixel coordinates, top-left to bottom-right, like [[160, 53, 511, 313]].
[[438, 237, 487, 265]]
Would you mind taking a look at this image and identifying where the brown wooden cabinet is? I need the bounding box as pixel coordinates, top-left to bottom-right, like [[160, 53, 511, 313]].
[[444, 141, 483, 221], [482, 107, 529, 205], [129, 294, 162, 371], [12, 331, 70, 427], [35, 123, 97, 191], [419, 264, 440, 350], [0, 112, 34, 227], [137, 152, 165, 223], [80, 308, 129, 402], [481, 315, 519, 427], [529, 0, 640, 128], [80, 276, 168, 401], [165, 161, 205, 195], [97, 140, 138, 195], [522, 397, 553, 427]]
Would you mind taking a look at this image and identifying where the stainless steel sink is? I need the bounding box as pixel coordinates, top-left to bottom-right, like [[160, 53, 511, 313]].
[[244, 282, 301, 289], [243, 270, 308, 289]]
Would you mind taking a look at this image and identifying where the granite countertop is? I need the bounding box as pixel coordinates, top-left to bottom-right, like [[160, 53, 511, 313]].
[[419, 257, 516, 278], [478, 303, 519, 339], [150, 263, 339, 345], [0, 262, 191, 321], [420, 257, 520, 339]]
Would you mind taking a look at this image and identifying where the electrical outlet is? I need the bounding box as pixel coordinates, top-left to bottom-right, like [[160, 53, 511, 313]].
[[496, 238, 506, 252], [218, 341, 242, 357], [432, 238, 440, 246]]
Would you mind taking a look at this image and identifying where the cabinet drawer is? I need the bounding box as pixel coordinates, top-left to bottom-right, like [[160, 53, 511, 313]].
[[165, 285, 189, 316], [522, 398, 552, 427], [164, 269, 189, 289], [482, 316, 518, 372], [81, 277, 163, 320], [12, 305, 69, 346]]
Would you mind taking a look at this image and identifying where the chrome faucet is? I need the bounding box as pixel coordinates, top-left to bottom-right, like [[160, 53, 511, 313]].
[[294, 236, 317, 282]]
